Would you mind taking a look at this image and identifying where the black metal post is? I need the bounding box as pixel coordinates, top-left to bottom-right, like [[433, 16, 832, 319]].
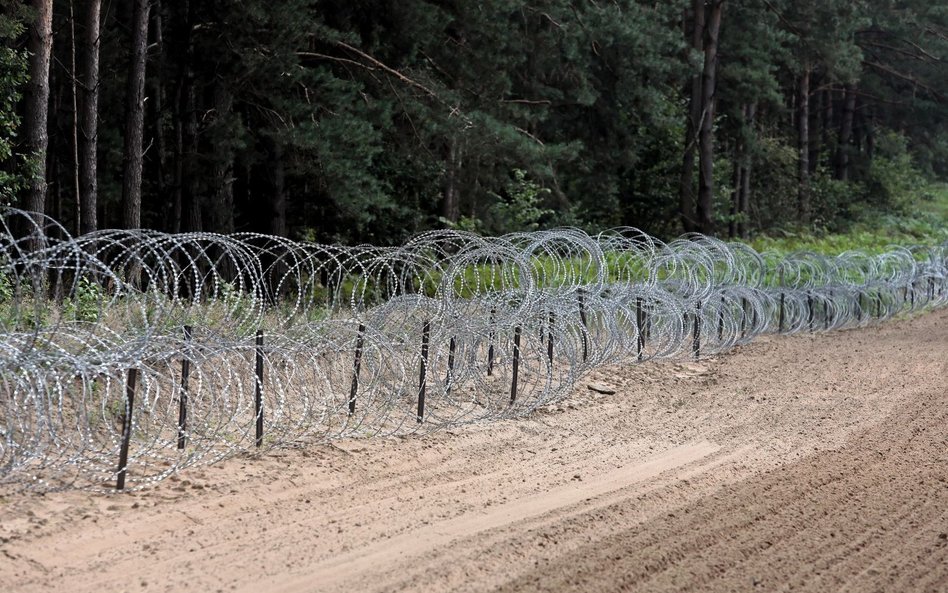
[[827, 289, 833, 329], [417, 320, 430, 423], [646, 306, 652, 340], [509, 326, 522, 404], [778, 293, 785, 333], [116, 368, 139, 491], [807, 294, 814, 331], [717, 295, 725, 341], [636, 297, 644, 361], [254, 330, 264, 447], [349, 323, 365, 416], [177, 325, 192, 450], [487, 308, 496, 376], [547, 311, 555, 367], [692, 301, 701, 360], [856, 292, 863, 321], [740, 297, 748, 338], [578, 289, 588, 362], [445, 336, 456, 394]]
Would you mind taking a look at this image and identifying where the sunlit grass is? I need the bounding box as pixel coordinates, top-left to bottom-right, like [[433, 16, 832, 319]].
[[750, 183, 947, 256]]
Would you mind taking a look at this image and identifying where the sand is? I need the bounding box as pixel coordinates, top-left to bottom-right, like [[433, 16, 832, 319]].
[[1, 307, 946, 592]]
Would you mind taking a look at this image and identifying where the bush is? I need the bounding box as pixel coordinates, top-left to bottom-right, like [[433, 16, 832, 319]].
[[863, 130, 926, 213], [749, 135, 798, 232], [487, 169, 553, 234], [809, 169, 860, 233]]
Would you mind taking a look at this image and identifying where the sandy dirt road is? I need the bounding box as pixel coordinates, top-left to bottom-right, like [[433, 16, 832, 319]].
[[1, 308, 946, 592]]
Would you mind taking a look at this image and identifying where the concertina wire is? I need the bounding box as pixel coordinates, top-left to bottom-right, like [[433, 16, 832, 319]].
[[0, 207, 945, 491]]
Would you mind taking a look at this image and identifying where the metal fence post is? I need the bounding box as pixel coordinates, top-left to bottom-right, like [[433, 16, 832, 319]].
[[509, 326, 522, 404], [349, 324, 365, 416], [417, 320, 430, 423], [177, 325, 192, 450], [254, 330, 264, 447], [116, 368, 139, 491]]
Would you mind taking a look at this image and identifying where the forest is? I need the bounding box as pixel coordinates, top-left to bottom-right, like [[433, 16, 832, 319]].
[[0, 0, 945, 244]]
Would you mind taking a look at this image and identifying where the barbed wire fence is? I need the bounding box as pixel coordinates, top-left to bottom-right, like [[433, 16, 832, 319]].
[[1, 207, 945, 492]]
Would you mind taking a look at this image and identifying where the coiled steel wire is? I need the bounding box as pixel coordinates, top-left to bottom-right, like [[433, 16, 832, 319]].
[[0, 207, 945, 491]]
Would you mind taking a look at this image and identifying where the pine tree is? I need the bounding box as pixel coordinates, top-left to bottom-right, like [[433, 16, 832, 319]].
[[22, 0, 53, 216]]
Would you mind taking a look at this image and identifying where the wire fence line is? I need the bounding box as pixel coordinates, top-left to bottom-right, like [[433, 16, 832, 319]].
[[1, 207, 946, 491]]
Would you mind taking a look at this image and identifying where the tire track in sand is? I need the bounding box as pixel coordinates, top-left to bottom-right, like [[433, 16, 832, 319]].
[[266, 440, 720, 593]]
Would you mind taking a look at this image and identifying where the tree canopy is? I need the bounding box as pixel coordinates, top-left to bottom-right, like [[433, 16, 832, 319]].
[[1, 0, 945, 243]]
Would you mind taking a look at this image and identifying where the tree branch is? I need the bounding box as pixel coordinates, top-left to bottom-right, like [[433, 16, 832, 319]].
[[857, 29, 943, 63], [334, 41, 440, 99], [515, 127, 545, 146], [860, 41, 939, 63], [810, 82, 909, 107], [924, 27, 948, 43], [760, 0, 803, 39], [863, 60, 946, 102], [297, 51, 376, 71], [500, 98, 552, 105]]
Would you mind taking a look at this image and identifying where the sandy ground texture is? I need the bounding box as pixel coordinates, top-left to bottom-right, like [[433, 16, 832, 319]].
[[1, 308, 947, 593]]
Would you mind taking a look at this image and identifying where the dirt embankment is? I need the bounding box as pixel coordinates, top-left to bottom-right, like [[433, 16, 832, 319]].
[[1, 308, 946, 592]]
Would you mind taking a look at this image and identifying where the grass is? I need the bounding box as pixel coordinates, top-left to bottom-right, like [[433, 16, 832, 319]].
[[750, 183, 947, 256], [3, 187, 944, 330], [918, 182, 948, 221]]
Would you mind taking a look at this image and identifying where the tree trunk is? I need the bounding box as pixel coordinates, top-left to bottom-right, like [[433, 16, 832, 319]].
[[211, 85, 235, 234], [729, 137, 742, 239], [176, 73, 201, 233], [48, 48, 61, 232], [172, 111, 183, 233], [738, 102, 756, 238], [697, 0, 723, 235], [78, 0, 100, 234], [213, 155, 235, 234], [678, 1, 704, 233], [821, 88, 833, 163], [49, 53, 61, 229], [148, 1, 166, 230], [441, 138, 461, 224], [836, 84, 856, 181], [23, 0, 54, 216], [808, 81, 821, 174], [121, 0, 150, 230], [269, 140, 287, 237], [181, 85, 200, 233], [172, 0, 199, 233], [797, 66, 810, 223], [68, 0, 80, 234]]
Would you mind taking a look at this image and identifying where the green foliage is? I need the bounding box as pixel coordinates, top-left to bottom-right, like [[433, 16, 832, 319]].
[[752, 181, 948, 255], [748, 135, 799, 232], [63, 278, 106, 323], [0, 0, 30, 204], [488, 170, 553, 234], [863, 131, 927, 213], [719, 0, 791, 107], [916, 183, 948, 221], [859, 0, 948, 179], [437, 214, 485, 234], [0, 274, 51, 331], [0, 269, 11, 303], [3, 0, 945, 244], [807, 170, 857, 231]]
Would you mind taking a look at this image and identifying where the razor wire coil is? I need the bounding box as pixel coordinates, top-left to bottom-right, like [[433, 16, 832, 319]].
[[0, 207, 946, 491]]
